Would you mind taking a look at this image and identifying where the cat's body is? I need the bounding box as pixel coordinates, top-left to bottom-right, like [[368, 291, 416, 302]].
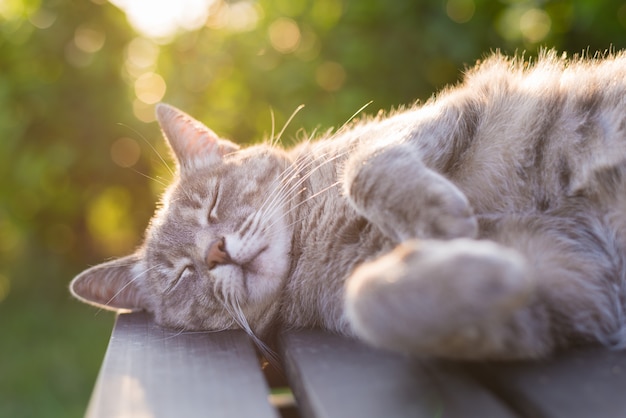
[[72, 51, 626, 360]]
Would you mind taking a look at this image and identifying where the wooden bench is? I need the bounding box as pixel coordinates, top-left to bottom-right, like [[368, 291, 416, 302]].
[[85, 311, 626, 418]]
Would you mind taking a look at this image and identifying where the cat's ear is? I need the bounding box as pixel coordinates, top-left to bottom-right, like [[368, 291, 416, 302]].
[[70, 254, 148, 312], [155, 103, 239, 169]]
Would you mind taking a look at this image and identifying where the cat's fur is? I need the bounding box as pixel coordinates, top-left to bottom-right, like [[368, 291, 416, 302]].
[[71, 50, 626, 360]]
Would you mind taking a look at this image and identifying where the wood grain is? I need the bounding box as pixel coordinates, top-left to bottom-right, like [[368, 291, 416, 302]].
[[280, 330, 516, 418], [86, 311, 278, 418], [86, 313, 626, 418], [464, 347, 626, 418]]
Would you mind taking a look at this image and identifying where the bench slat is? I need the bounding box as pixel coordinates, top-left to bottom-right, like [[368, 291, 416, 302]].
[[280, 330, 517, 418], [465, 347, 626, 418], [86, 312, 278, 418]]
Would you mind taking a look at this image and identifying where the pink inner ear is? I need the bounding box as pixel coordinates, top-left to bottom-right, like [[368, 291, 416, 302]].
[[181, 124, 221, 156], [156, 103, 240, 165], [157, 103, 222, 160], [70, 257, 146, 312]]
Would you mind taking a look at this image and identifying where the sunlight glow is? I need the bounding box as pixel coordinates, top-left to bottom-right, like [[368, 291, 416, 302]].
[[446, 0, 475, 24], [268, 18, 301, 53], [109, 0, 216, 40], [134, 72, 167, 104], [519, 8, 551, 43], [496, 6, 552, 44], [74, 24, 106, 53], [315, 61, 346, 92], [110, 137, 141, 168]]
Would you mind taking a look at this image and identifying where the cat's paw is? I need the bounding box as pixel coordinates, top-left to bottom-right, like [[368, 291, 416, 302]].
[[345, 239, 537, 359], [345, 144, 477, 242], [399, 174, 478, 240]]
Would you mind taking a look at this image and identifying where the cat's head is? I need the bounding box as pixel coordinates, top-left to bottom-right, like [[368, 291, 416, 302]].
[[70, 104, 295, 335]]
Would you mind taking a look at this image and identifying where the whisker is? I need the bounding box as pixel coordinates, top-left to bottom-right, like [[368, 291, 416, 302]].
[[93, 263, 162, 317], [275, 104, 305, 144], [269, 107, 276, 148], [156, 323, 236, 341], [264, 181, 342, 232], [336, 100, 373, 133], [107, 264, 161, 307], [253, 154, 320, 223], [261, 148, 350, 222], [233, 298, 280, 367], [256, 136, 345, 219], [259, 151, 331, 216], [217, 289, 280, 368], [116, 123, 197, 202], [130, 168, 170, 189], [117, 123, 176, 178]]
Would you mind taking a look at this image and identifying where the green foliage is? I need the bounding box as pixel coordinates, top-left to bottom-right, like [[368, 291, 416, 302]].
[[1, 0, 626, 416]]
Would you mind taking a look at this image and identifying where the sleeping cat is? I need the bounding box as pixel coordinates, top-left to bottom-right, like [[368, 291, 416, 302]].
[[71, 50, 626, 360]]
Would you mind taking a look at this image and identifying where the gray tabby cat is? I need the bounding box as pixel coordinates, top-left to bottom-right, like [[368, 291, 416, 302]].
[[71, 50, 626, 360]]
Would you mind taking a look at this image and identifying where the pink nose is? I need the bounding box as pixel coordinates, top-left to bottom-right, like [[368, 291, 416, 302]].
[[206, 238, 230, 269]]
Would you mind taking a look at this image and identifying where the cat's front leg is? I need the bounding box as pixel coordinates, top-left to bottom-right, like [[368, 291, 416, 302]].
[[344, 239, 553, 360], [342, 142, 477, 242]]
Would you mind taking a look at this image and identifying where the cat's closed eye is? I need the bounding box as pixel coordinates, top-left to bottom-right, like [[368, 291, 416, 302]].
[[208, 187, 220, 223], [166, 264, 195, 293]]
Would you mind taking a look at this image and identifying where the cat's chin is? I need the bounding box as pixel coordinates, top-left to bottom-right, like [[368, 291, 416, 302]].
[[211, 251, 283, 309], [241, 251, 287, 304], [224, 230, 291, 306]]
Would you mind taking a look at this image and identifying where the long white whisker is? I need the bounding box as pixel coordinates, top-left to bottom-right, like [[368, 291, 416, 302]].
[[157, 323, 236, 341], [94, 264, 162, 317], [117, 123, 176, 178], [217, 290, 280, 368], [257, 144, 332, 212], [256, 137, 343, 217], [258, 153, 327, 217], [116, 124, 197, 201], [264, 181, 342, 232], [256, 161, 304, 215], [108, 264, 161, 306], [269, 107, 276, 147], [262, 149, 350, 222], [336, 100, 373, 134], [233, 299, 280, 366], [130, 168, 170, 189], [275, 104, 305, 144], [116, 124, 199, 204]]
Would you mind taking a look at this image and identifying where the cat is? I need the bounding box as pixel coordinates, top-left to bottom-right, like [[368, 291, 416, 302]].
[[71, 50, 626, 360]]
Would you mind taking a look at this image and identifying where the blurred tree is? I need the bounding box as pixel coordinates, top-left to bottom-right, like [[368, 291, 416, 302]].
[[0, 1, 142, 417], [2, 0, 626, 416]]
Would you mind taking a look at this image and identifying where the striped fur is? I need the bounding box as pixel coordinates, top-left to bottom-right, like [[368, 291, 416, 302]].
[[72, 51, 626, 360]]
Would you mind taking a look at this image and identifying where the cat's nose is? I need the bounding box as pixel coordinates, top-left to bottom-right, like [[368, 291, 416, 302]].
[[206, 237, 230, 270]]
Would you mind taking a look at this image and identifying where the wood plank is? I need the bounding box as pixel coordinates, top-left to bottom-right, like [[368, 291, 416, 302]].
[[280, 330, 517, 418], [463, 347, 626, 418], [86, 311, 278, 418]]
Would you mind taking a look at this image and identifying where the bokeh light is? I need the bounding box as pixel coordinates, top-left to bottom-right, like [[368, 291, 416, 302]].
[[134, 72, 167, 105], [110, 137, 142, 168], [206, 1, 261, 32], [315, 61, 346, 92], [446, 0, 475, 24], [74, 24, 106, 53], [125, 37, 160, 77], [110, 0, 216, 40], [28, 8, 56, 29], [520, 8, 552, 43], [269, 17, 301, 54]]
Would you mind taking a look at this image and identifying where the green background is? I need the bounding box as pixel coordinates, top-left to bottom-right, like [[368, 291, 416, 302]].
[[1, 0, 626, 416]]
